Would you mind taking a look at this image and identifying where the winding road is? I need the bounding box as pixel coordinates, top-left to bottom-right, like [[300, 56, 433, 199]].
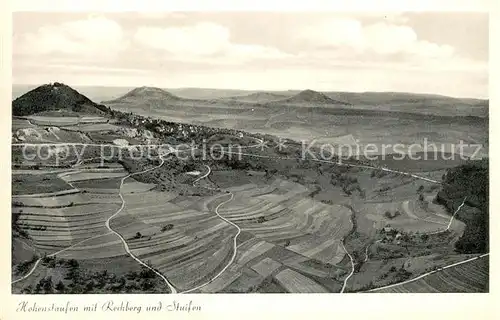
[[364, 253, 489, 292], [179, 192, 240, 294], [354, 196, 470, 292], [402, 200, 447, 226], [12, 151, 180, 293], [340, 241, 355, 293], [427, 197, 467, 235], [12, 259, 42, 284], [104, 154, 178, 293], [220, 150, 441, 185], [192, 164, 212, 185], [401, 197, 467, 236], [11, 138, 483, 294]]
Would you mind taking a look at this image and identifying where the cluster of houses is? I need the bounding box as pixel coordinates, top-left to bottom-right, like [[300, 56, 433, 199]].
[[113, 110, 259, 149], [380, 225, 404, 245]]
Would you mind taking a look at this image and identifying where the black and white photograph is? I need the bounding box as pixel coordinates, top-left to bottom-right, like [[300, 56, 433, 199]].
[[10, 11, 489, 295]]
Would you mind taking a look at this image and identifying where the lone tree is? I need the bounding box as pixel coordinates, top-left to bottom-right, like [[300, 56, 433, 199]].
[[134, 232, 142, 239]]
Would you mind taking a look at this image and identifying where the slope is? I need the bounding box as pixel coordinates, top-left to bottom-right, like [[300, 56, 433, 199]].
[[12, 82, 110, 116]]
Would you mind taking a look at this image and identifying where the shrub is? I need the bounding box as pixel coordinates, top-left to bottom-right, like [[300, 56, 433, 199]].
[[161, 224, 174, 232], [66, 259, 79, 269], [55, 281, 65, 292], [139, 267, 155, 279], [141, 280, 154, 291]]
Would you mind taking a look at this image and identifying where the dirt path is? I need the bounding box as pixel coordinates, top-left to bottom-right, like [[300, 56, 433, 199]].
[[179, 192, 239, 294], [11, 153, 179, 293], [402, 200, 447, 226], [182, 163, 243, 293], [364, 253, 489, 292], [11, 259, 42, 285], [426, 197, 467, 235], [221, 150, 441, 184], [11, 140, 473, 293], [193, 164, 211, 185], [360, 196, 471, 292], [105, 155, 178, 293], [340, 240, 355, 293]]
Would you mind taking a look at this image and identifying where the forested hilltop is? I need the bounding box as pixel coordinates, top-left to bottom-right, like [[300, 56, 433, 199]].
[[435, 159, 489, 253]]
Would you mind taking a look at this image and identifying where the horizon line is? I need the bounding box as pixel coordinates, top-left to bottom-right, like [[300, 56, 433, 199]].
[[11, 82, 489, 101]]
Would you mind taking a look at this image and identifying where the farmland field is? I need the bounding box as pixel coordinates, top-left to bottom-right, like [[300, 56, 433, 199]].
[[11, 81, 489, 294], [12, 173, 73, 195], [274, 268, 329, 293], [375, 256, 488, 293]]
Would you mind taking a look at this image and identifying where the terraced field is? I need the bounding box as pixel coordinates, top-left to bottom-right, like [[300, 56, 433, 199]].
[[107, 191, 237, 290], [376, 257, 488, 293], [275, 268, 329, 293], [11, 108, 488, 294], [354, 199, 463, 235], [219, 178, 353, 264], [40, 169, 352, 292], [26, 116, 109, 126], [11, 163, 138, 255]]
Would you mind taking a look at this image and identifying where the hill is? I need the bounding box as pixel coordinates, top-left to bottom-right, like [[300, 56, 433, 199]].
[[101, 86, 199, 112], [325, 91, 487, 105], [275, 89, 352, 106], [106, 86, 183, 103], [323, 91, 488, 117], [12, 82, 110, 116]]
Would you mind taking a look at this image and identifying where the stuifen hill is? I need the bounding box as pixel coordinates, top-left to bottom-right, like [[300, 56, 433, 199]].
[[274, 89, 352, 106], [12, 82, 110, 116]]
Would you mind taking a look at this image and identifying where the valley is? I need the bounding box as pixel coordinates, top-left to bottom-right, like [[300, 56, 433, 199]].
[[11, 83, 489, 294]]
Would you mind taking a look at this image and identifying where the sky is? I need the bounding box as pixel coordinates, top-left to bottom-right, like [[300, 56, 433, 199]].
[[12, 12, 488, 98]]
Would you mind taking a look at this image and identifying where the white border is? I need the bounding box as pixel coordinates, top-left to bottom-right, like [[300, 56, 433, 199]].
[[2, 2, 498, 319]]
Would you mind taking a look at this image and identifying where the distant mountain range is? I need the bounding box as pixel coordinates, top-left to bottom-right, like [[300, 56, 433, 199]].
[[106, 87, 353, 105], [12, 83, 489, 118]]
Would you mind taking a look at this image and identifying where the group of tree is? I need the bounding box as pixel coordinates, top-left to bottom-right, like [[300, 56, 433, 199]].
[[384, 210, 401, 219], [21, 256, 164, 294], [434, 159, 488, 253]]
